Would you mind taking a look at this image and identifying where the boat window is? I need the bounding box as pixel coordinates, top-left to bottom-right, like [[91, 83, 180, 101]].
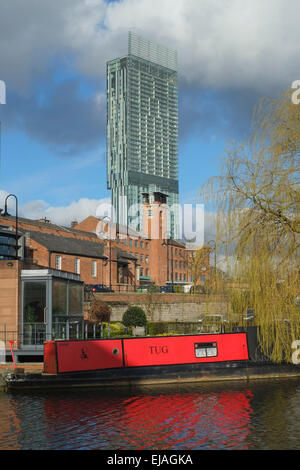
[[194, 342, 218, 358]]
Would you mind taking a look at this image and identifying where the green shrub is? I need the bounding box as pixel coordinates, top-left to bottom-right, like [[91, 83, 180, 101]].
[[122, 306, 147, 327], [101, 322, 127, 337], [147, 322, 168, 336]]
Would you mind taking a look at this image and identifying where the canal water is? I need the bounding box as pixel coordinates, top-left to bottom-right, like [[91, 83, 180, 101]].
[[1, 378, 300, 450]]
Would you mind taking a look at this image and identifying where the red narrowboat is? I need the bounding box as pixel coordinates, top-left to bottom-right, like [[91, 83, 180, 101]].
[[44, 332, 249, 374], [5, 329, 300, 390], [3, 331, 257, 390]]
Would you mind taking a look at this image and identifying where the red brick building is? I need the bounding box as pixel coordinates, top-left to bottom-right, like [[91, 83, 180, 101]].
[[0, 196, 210, 291]]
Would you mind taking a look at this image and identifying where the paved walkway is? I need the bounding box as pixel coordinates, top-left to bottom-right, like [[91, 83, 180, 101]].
[[0, 363, 43, 373]]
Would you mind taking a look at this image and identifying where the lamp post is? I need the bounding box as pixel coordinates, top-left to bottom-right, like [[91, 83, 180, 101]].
[[162, 233, 169, 283], [207, 240, 217, 275], [207, 240, 217, 290], [99, 216, 112, 291], [162, 232, 174, 289], [3, 194, 19, 259]]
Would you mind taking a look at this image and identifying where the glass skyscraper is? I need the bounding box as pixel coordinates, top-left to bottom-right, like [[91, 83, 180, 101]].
[[107, 32, 179, 238]]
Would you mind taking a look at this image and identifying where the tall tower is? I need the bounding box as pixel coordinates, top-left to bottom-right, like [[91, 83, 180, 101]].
[[107, 32, 179, 239]]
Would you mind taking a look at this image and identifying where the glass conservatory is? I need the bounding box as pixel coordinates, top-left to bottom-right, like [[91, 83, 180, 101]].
[[21, 269, 84, 349]]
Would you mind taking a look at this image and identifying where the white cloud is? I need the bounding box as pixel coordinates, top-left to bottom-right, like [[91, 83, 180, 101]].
[[0, 190, 110, 227], [20, 197, 110, 226], [1, 0, 300, 96]]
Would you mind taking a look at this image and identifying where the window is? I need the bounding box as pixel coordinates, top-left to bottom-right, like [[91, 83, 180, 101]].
[[145, 268, 149, 276], [140, 268, 144, 276], [75, 258, 80, 274], [194, 342, 218, 358], [24, 281, 47, 323], [146, 242, 149, 249], [69, 282, 83, 315], [129, 238, 133, 247], [145, 255, 149, 264], [140, 254, 143, 263], [140, 241, 144, 249], [52, 280, 67, 316], [55, 255, 62, 270], [135, 240, 138, 248], [92, 260, 97, 278]]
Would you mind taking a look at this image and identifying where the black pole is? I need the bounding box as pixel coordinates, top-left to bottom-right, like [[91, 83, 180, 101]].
[[208, 239, 217, 285], [109, 237, 112, 291], [4, 194, 18, 259], [166, 237, 169, 282], [101, 216, 112, 291], [171, 244, 174, 288]]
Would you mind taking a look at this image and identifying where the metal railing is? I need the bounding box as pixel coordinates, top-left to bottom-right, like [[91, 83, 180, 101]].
[[0, 322, 85, 349], [0, 320, 229, 351], [0, 322, 129, 349]]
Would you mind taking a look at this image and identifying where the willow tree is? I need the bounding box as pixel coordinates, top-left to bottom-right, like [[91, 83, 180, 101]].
[[201, 90, 300, 363]]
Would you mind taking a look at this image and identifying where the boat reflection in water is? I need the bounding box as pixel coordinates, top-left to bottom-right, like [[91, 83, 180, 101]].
[[3, 379, 300, 449], [38, 385, 253, 450]]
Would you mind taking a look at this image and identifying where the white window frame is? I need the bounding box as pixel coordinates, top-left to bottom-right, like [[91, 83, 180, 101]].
[[75, 258, 80, 274], [92, 260, 97, 278], [55, 255, 62, 270]]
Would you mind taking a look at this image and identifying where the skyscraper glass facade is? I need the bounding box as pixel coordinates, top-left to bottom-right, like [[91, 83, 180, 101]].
[[107, 32, 179, 238]]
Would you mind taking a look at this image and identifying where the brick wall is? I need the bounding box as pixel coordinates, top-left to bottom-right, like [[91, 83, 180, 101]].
[[75, 216, 205, 286], [0, 260, 21, 346], [85, 293, 231, 323], [0, 214, 211, 289]]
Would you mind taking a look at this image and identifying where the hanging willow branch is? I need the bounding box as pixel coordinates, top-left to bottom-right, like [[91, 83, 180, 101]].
[[199, 89, 300, 363]]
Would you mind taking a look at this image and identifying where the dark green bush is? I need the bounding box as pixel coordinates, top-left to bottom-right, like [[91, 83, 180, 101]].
[[122, 306, 147, 327], [147, 322, 168, 336]]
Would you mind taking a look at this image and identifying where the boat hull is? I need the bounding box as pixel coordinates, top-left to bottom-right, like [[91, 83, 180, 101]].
[[5, 361, 300, 391]]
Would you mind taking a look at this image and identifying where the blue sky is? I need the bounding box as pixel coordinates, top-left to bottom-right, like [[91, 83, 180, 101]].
[[0, 0, 299, 227]]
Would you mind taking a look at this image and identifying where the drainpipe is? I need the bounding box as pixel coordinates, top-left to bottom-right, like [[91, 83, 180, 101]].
[[48, 250, 52, 268]]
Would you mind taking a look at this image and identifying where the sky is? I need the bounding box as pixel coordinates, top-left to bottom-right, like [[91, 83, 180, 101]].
[[0, 0, 299, 235]]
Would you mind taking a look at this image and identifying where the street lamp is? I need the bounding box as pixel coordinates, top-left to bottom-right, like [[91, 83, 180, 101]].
[[99, 216, 112, 291], [207, 240, 217, 276], [162, 232, 174, 289], [3, 194, 19, 260]]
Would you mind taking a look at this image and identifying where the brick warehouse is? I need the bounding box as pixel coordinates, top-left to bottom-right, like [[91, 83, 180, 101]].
[[0, 193, 210, 291]]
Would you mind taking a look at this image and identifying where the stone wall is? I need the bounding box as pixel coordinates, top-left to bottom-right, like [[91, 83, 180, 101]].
[[85, 292, 231, 323]]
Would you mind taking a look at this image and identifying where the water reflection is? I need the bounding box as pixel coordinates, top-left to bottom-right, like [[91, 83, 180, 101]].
[[1, 379, 300, 449], [118, 390, 253, 449]]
